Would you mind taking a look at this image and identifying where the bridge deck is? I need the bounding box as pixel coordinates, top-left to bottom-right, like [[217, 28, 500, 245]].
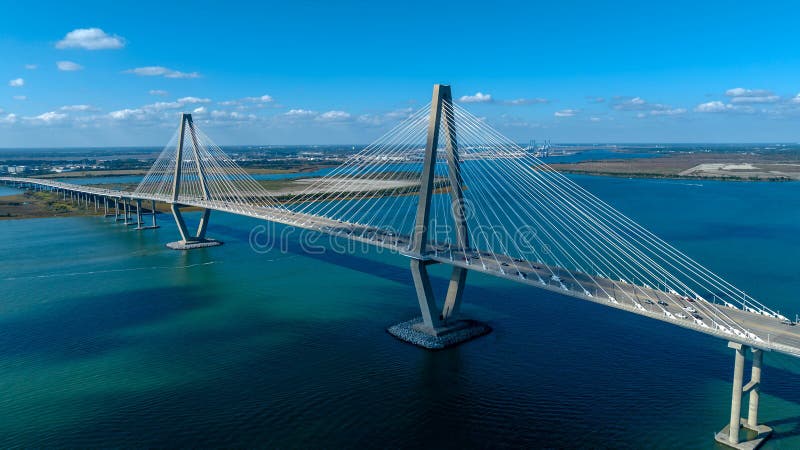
[[5, 176, 800, 358]]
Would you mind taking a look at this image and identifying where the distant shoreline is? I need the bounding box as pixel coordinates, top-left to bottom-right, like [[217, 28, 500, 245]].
[[543, 152, 800, 182], [546, 169, 796, 182]]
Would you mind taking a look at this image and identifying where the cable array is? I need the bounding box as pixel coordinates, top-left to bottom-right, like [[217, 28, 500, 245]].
[[126, 106, 785, 343], [282, 100, 784, 341], [134, 119, 284, 213]]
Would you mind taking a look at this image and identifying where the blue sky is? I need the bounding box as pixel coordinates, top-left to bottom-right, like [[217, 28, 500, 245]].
[[1, 0, 800, 147]]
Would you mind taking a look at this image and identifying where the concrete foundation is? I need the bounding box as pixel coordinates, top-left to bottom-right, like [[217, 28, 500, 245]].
[[387, 317, 491, 350], [715, 420, 772, 449], [716, 342, 771, 449], [166, 239, 223, 250]]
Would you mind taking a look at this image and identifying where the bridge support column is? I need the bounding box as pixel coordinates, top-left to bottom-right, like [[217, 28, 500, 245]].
[[123, 199, 133, 225], [387, 85, 489, 349], [166, 204, 220, 249], [134, 199, 159, 230], [748, 349, 763, 427], [134, 199, 143, 227], [715, 342, 772, 449]]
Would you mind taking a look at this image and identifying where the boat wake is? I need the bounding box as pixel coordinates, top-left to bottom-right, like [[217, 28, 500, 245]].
[[3, 261, 218, 281]]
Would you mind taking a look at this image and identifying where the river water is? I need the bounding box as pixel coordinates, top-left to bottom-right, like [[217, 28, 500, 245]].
[[1, 174, 799, 448]]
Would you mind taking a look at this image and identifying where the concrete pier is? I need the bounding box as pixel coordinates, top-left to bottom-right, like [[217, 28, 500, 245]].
[[134, 199, 160, 230], [387, 317, 491, 350], [715, 342, 772, 449], [748, 349, 763, 427]]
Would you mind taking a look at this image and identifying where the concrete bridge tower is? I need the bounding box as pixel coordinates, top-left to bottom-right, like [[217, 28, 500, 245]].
[[166, 113, 223, 250]]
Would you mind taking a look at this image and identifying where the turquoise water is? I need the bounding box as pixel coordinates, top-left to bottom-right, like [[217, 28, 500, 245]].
[[2, 175, 800, 448]]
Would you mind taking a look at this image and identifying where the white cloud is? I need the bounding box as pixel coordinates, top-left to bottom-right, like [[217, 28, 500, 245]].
[[614, 96, 686, 116], [384, 107, 414, 119], [694, 101, 732, 113], [284, 109, 317, 117], [613, 96, 648, 110], [26, 111, 68, 123], [356, 114, 382, 126], [56, 28, 125, 50], [792, 94, 800, 104], [13, 95, 26, 101], [124, 66, 200, 79], [725, 88, 771, 97], [108, 108, 144, 120], [8, 78, 24, 87], [505, 97, 549, 105], [192, 106, 207, 114], [60, 104, 93, 111], [141, 97, 210, 112], [317, 110, 351, 121], [0, 113, 18, 124], [459, 92, 493, 103], [142, 101, 181, 111], [554, 109, 578, 117], [731, 95, 779, 104], [57, 60, 83, 71], [724, 87, 779, 104], [177, 96, 211, 104], [149, 89, 169, 96], [243, 94, 274, 103], [208, 110, 256, 121], [649, 108, 687, 116], [24, 64, 37, 70], [356, 108, 415, 127]]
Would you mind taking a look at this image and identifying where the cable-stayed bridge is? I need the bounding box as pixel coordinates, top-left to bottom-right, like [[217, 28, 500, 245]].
[[1, 85, 793, 448]]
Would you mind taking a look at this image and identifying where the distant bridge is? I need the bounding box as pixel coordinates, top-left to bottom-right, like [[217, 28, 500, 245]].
[[2, 85, 791, 448]]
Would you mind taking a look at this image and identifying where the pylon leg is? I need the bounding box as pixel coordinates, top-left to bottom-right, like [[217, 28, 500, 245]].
[[389, 259, 489, 349], [410, 259, 441, 332], [166, 204, 221, 250], [442, 266, 468, 320]]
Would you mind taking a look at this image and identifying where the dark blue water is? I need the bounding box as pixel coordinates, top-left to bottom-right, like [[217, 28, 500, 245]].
[[1, 175, 799, 448]]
